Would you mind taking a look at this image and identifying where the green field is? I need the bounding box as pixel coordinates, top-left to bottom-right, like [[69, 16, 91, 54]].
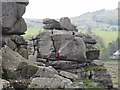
[[92, 31, 118, 46], [23, 28, 43, 39]]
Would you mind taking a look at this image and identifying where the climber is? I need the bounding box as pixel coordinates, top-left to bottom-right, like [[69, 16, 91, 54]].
[[55, 51, 60, 59], [72, 30, 75, 39], [45, 57, 49, 67], [45, 48, 54, 67]]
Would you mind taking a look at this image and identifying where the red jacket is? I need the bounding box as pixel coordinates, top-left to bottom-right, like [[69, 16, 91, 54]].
[[55, 52, 59, 57]]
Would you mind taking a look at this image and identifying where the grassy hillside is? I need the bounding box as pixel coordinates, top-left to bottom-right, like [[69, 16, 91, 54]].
[[24, 8, 118, 31], [92, 31, 118, 46], [23, 28, 43, 39], [71, 9, 118, 30]]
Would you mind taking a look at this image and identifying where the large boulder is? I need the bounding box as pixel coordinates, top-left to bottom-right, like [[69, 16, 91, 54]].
[[3, 18, 27, 35], [29, 75, 73, 88], [2, 46, 39, 79], [2, 2, 18, 29], [10, 35, 27, 45], [33, 66, 58, 78], [86, 49, 100, 60], [59, 37, 86, 62], [1, 1, 28, 35], [60, 17, 78, 31], [76, 33, 97, 44], [60, 71, 78, 80], [43, 18, 62, 30], [2, 36, 17, 50]]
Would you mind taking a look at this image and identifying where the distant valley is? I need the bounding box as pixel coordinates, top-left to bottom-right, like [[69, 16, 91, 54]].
[[24, 8, 118, 31]]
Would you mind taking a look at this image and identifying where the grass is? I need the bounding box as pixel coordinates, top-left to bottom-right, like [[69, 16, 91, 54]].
[[22, 28, 44, 39], [77, 78, 105, 90], [84, 65, 106, 71], [103, 61, 119, 87], [92, 31, 118, 46]]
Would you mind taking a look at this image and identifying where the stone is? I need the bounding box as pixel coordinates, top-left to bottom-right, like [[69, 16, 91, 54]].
[[33, 66, 58, 78], [2, 46, 39, 79], [43, 18, 62, 30], [82, 34, 97, 44], [51, 33, 73, 51], [2, 79, 10, 89], [2, 2, 18, 29], [5, 18, 27, 35], [86, 49, 100, 60], [62, 68, 86, 78], [17, 3, 26, 18], [76, 33, 97, 44], [3, 36, 17, 50], [29, 75, 73, 88], [10, 35, 27, 45], [91, 60, 104, 66], [91, 69, 113, 88], [17, 47, 28, 59], [16, 1, 29, 6], [60, 71, 78, 80], [60, 17, 78, 31], [59, 37, 86, 62], [2, 2, 27, 33], [50, 61, 84, 70]]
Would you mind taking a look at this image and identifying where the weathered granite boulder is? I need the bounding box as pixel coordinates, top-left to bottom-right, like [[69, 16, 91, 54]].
[[1, 46, 61, 89], [33, 66, 58, 78], [43, 17, 78, 31], [60, 71, 78, 80], [86, 49, 100, 60], [10, 35, 27, 45], [4, 18, 27, 35], [2, 46, 39, 79], [60, 17, 78, 31], [59, 37, 86, 62], [76, 33, 97, 44], [2, 2, 28, 35], [29, 76, 73, 88], [49, 61, 86, 70], [43, 18, 62, 30], [2, 36, 17, 51]]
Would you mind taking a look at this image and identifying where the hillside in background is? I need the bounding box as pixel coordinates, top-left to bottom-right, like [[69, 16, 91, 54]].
[[24, 8, 118, 31]]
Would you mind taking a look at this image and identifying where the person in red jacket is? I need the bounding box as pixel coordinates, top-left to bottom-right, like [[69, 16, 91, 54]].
[[55, 52, 59, 59]]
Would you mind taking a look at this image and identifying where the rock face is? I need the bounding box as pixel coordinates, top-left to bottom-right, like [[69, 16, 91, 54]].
[[60, 17, 78, 31], [43, 17, 78, 31], [27, 27, 113, 89], [1, 1, 28, 59], [43, 18, 62, 30], [2, 2, 27, 35], [1, 1, 114, 89]]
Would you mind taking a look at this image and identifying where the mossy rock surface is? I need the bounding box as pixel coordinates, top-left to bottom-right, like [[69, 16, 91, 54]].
[[18, 48, 28, 59], [17, 62, 39, 78]]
